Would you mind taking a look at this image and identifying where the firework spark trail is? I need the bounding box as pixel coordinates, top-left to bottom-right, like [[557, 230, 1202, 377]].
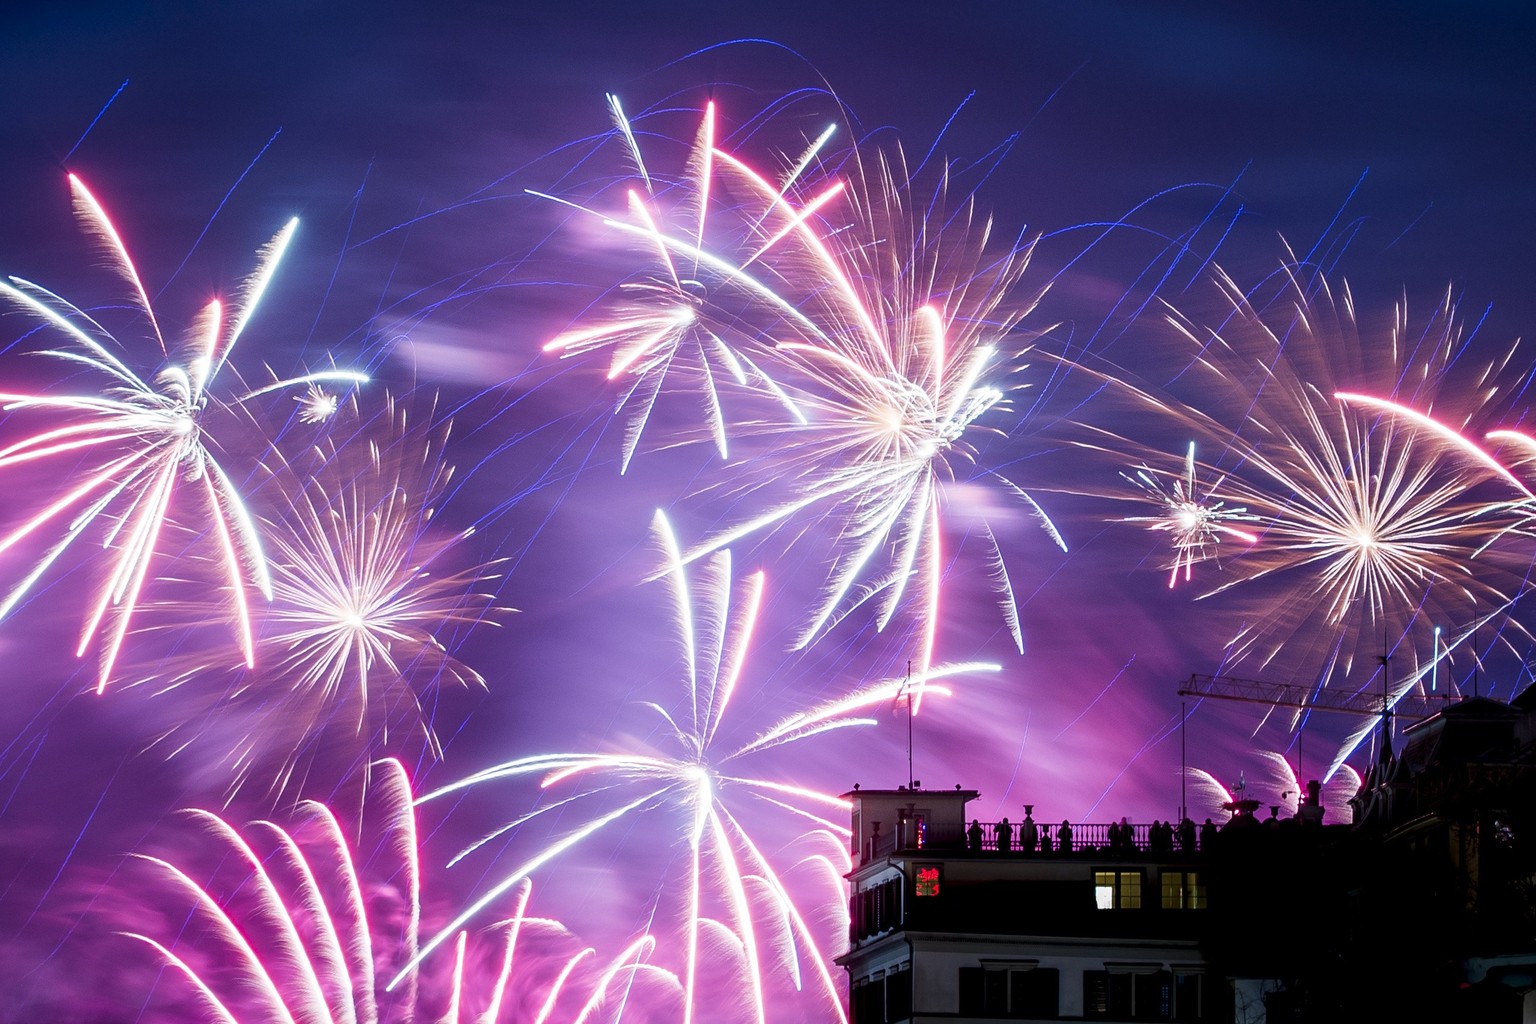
[[1326, 605, 1517, 776], [1182, 753, 1362, 825], [673, 144, 1067, 698], [1465, 426, 1536, 570], [131, 393, 507, 802], [1180, 767, 1235, 823], [535, 101, 840, 473], [536, 104, 1063, 701], [1119, 441, 1259, 587], [256, 394, 505, 733], [1251, 751, 1361, 823], [128, 758, 678, 1023], [393, 514, 1000, 1022], [0, 175, 365, 689], [128, 758, 423, 1023]]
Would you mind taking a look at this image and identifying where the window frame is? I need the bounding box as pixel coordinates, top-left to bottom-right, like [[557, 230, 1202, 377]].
[[1159, 869, 1208, 910], [1083, 965, 1180, 1020], [960, 961, 1060, 1018], [1093, 868, 1144, 909]]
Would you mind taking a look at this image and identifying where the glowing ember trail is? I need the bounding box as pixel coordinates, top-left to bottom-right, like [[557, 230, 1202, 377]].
[[391, 513, 999, 1022], [132, 393, 506, 801], [1120, 441, 1259, 587], [0, 174, 365, 689], [541, 104, 1063, 699], [128, 758, 681, 1023]]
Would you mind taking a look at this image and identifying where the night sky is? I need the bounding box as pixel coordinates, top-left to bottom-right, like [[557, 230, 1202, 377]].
[[1, 4, 1534, 1020]]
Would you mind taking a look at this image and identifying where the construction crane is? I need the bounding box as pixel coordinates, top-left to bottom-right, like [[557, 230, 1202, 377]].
[[1176, 672, 1460, 722], [1172, 671, 1463, 822]]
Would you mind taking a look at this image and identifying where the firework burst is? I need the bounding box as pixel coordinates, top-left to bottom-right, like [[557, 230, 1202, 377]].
[[542, 102, 1061, 696], [127, 758, 680, 1024], [1145, 265, 1532, 683], [134, 393, 506, 801], [1184, 754, 1361, 825], [393, 514, 999, 1023], [295, 382, 342, 424], [1120, 441, 1259, 587], [1251, 750, 1362, 824], [257, 394, 504, 731], [537, 97, 841, 471], [0, 174, 364, 689], [680, 148, 1064, 703]]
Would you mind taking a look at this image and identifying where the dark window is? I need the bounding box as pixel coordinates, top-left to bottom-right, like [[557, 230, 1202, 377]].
[[851, 967, 912, 1024], [986, 967, 1008, 1010], [1086, 969, 1175, 1020], [881, 877, 902, 929], [1013, 967, 1060, 1017], [1109, 973, 1133, 1018], [1085, 970, 1109, 1016], [851, 977, 884, 1024], [1174, 973, 1203, 1022], [961, 964, 1059, 1018], [1135, 971, 1173, 1020], [1160, 870, 1207, 910], [853, 878, 905, 940], [886, 965, 913, 1021]]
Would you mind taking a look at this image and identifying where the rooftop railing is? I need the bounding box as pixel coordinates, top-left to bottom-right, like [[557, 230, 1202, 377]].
[[860, 818, 1208, 863]]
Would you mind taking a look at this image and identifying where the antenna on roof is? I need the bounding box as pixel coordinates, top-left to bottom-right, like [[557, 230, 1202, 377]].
[[905, 661, 914, 789], [1179, 699, 1187, 822], [1376, 629, 1394, 768], [1474, 626, 1481, 699], [1432, 625, 1442, 692]]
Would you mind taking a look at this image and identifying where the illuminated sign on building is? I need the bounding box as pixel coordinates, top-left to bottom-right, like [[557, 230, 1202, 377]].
[[915, 864, 941, 897]]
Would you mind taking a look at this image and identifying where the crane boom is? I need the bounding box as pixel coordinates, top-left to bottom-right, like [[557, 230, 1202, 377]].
[[1177, 672, 1459, 721]]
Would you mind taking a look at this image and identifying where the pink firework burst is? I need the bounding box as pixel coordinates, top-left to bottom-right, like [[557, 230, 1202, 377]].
[[0, 174, 364, 689], [395, 515, 1000, 1023], [127, 758, 682, 1023]]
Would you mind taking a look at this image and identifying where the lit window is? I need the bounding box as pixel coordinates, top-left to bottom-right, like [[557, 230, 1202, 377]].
[[915, 864, 941, 897], [1093, 870, 1142, 909], [1160, 870, 1207, 910]]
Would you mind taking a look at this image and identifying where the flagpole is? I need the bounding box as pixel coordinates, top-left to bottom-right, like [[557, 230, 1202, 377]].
[[906, 660, 914, 789]]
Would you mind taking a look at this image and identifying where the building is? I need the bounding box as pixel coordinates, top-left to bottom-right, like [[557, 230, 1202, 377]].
[[838, 784, 1233, 1022], [1339, 691, 1536, 1022], [838, 690, 1536, 1023]]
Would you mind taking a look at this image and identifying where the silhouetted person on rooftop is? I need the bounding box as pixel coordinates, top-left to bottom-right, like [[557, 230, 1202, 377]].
[[1058, 820, 1073, 852], [1200, 818, 1217, 850], [996, 817, 1012, 853], [967, 819, 983, 852], [1178, 817, 1196, 852], [1038, 831, 1052, 853]]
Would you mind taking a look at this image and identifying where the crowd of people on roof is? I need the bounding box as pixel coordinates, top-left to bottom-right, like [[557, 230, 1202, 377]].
[[966, 812, 1221, 854]]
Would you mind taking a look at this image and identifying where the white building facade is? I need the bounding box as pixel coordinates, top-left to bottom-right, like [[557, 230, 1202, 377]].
[[838, 786, 1225, 1023]]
